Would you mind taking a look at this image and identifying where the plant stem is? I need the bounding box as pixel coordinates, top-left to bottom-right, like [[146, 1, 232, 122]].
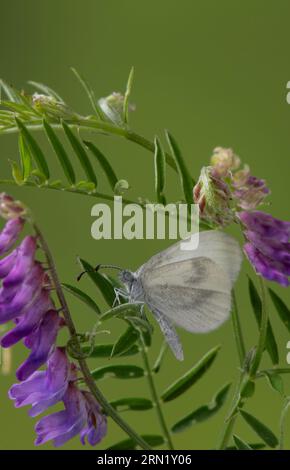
[[279, 397, 290, 450], [231, 291, 246, 368], [139, 338, 174, 450], [217, 372, 246, 450], [0, 178, 138, 204], [33, 223, 151, 450], [217, 278, 268, 449], [0, 178, 211, 231], [250, 277, 268, 377], [0, 119, 177, 171]]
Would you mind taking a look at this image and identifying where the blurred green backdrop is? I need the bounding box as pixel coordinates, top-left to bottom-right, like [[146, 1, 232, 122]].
[[1, 0, 290, 450]]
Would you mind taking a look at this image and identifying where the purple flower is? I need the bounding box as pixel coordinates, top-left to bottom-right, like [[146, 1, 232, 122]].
[[16, 310, 63, 381], [0, 236, 37, 304], [9, 347, 74, 416], [0, 249, 18, 278], [81, 391, 108, 446], [238, 211, 290, 286], [0, 218, 24, 255], [35, 385, 107, 447], [1, 290, 53, 348], [0, 194, 107, 448], [0, 263, 46, 324], [239, 211, 290, 241], [234, 176, 270, 211]]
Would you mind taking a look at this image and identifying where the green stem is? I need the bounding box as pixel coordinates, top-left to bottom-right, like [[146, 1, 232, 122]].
[[218, 278, 268, 450], [231, 291, 246, 368], [34, 223, 151, 450], [217, 371, 246, 450], [140, 338, 174, 450], [0, 178, 211, 231], [0, 178, 138, 205], [279, 397, 290, 450], [250, 277, 268, 377], [0, 119, 177, 171], [258, 368, 290, 377]]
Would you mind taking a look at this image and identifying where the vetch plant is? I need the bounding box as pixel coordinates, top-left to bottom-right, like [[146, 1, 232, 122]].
[[0, 70, 289, 450]]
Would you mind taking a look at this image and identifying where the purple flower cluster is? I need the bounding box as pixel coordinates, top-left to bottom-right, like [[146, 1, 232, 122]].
[[0, 204, 107, 447], [239, 211, 290, 287], [204, 147, 290, 286], [9, 348, 107, 446], [233, 166, 270, 211]]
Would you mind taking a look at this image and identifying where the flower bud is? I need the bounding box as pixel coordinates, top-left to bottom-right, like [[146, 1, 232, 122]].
[[98, 92, 135, 126], [210, 147, 240, 177], [193, 166, 234, 227], [233, 166, 270, 210], [32, 93, 74, 120], [98, 92, 125, 126], [0, 193, 27, 220]]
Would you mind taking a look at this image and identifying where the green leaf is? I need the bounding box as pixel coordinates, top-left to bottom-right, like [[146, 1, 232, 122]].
[[15, 118, 50, 180], [262, 370, 284, 395], [125, 315, 152, 347], [107, 434, 164, 450], [111, 325, 140, 357], [18, 134, 32, 180], [62, 121, 97, 185], [62, 283, 100, 315], [78, 258, 116, 306], [248, 277, 279, 365], [233, 435, 253, 450], [240, 410, 278, 448], [84, 141, 118, 190], [75, 181, 96, 192], [90, 364, 144, 381], [100, 303, 143, 323], [109, 397, 153, 412], [10, 160, 24, 185], [154, 136, 166, 204], [161, 345, 220, 403], [31, 169, 47, 185], [81, 343, 139, 358], [1, 100, 31, 115], [171, 383, 231, 433], [28, 80, 64, 102], [165, 130, 193, 206], [49, 180, 63, 188], [0, 79, 21, 102], [226, 442, 265, 450], [152, 342, 167, 374], [43, 119, 76, 184], [71, 67, 103, 118], [123, 66, 134, 124], [269, 288, 290, 332]]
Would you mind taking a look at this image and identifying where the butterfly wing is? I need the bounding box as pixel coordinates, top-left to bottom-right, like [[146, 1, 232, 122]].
[[137, 230, 242, 286], [140, 256, 232, 334]]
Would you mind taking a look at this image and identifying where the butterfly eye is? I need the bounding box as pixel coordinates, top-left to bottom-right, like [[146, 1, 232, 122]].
[[119, 270, 134, 284]]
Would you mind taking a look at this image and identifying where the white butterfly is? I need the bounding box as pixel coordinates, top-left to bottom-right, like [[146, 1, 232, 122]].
[[118, 230, 242, 361]]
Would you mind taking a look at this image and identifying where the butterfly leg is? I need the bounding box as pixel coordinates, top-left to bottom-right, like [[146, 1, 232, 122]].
[[113, 287, 129, 306], [152, 309, 184, 361]]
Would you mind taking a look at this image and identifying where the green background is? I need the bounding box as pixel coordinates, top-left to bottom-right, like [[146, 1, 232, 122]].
[[1, 0, 290, 450]]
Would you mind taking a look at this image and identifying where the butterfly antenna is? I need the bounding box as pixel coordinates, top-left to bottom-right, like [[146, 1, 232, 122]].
[[77, 264, 123, 282]]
